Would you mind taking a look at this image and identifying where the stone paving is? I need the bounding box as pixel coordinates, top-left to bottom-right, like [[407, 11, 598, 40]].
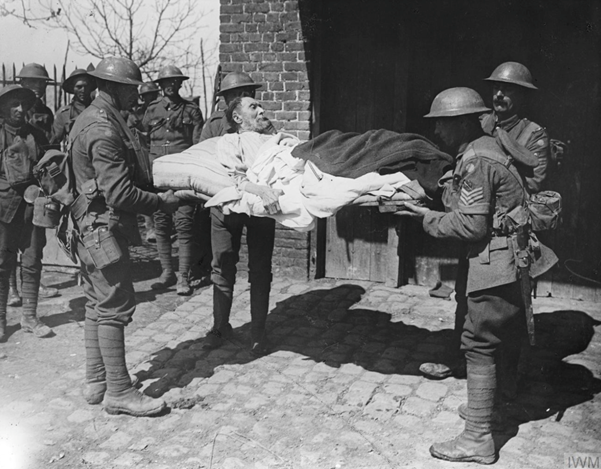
[[1, 272, 600, 469]]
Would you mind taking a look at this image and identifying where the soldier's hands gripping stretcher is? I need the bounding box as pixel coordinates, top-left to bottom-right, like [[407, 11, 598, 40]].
[[243, 183, 284, 215], [157, 190, 180, 214], [391, 201, 430, 219]]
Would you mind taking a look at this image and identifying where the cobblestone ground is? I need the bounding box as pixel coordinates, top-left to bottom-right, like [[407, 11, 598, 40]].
[[1, 244, 600, 468]]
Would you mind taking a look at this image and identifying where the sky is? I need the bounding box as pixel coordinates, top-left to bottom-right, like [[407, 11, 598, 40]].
[[0, 0, 220, 105]]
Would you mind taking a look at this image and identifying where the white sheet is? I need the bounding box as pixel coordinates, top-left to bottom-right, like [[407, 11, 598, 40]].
[[205, 141, 411, 231]]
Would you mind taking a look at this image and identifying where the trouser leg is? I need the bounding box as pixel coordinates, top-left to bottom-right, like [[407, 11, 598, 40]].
[[19, 219, 51, 337], [85, 316, 105, 383], [430, 284, 523, 465], [151, 208, 176, 289], [8, 261, 21, 306], [98, 323, 131, 394], [175, 203, 197, 295], [194, 208, 212, 278], [0, 278, 8, 341], [210, 209, 243, 332], [0, 222, 16, 341], [246, 216, 275, 344]]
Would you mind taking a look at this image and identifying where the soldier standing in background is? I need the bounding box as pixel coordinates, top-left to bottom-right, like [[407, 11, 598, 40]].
[[0, 85, 53, 342], [127, 82, 160, 133], [143, 65, 204, 296], [8, 64, 61, 307], [51, 68, 97, 148], [200, 71, 264, 141], [16, 63, 55, 143], [481, 62, 550, 193], [129, 82, 161, 243]]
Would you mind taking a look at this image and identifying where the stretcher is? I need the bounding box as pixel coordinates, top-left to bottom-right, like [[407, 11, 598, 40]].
[[352, 193, 421, 212]]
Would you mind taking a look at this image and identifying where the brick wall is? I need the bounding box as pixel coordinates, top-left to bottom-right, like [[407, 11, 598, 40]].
[[219, 0, 311, 140], [219, 0, 313, 279]]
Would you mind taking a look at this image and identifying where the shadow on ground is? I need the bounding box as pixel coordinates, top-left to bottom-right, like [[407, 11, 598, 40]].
[[138, 284, 601, 441]]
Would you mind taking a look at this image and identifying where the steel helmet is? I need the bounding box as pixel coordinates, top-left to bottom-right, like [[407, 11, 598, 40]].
[[88, 57, 144, 86], [62, 68, 97, 94], [424, 87, 491, 118], [484, 62, 538, 90], [139, 82, 160, 95], [0, 85, 37, 113], [217, 72, 262, 96], [16, 63, 54, 83], [153, 65, 189, 83]]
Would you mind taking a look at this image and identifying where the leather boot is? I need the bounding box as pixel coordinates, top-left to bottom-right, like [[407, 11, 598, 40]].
[[250, 282, 270, 356], [150, 270, 176, 290], [203, 285, 233, 350], [8, 267, 21, 307], [151, 216, 176, 290], [98, 323, 165, 416], [430, 364, 497, 464], [84, 374, 139, 405], [176, 272, 193, 296], [0, 281, 8, 342], [20, 282, 52, 338]]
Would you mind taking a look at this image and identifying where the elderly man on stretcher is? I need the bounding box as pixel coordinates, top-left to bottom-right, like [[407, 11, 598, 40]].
[[153, 99, 453, 232], [153, 96, 453, 354]]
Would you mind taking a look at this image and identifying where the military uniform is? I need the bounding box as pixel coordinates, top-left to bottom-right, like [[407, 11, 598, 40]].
[[51, 100, 87, 148], [199, 110, 233, 141], [423, 134, 557, 363], [481, 112, 549, 194], [143, 95, 204, 289], [70, 92, 162, 325], [27, 98, 54, 143], [0, 119, 49, 336]]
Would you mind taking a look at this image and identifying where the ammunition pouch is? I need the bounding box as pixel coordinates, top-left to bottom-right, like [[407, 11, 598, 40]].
[[32, 196, 61, 228], [527, 190, 562, 232], [2, 147, 35, 190], [81, 225, 123, 270]]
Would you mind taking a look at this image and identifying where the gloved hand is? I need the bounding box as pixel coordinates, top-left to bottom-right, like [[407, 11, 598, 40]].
[[157, 190, 180, 214]]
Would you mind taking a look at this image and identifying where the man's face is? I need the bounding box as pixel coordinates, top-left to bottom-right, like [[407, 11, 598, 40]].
[[223, 87, 256, 105], [159, 78, 182, 98], [141, 92, 159, 105], [434, 117, 465, 152], [491, 82, 525, 117], [234, 97, 271, 133], [20, 78, 47, 98], [0, 98, 27, 126], [73, 77, 94, 105], [112, 83, 139, 111]]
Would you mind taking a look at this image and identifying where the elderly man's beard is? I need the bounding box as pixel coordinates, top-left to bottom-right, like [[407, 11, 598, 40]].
[[241, 115, 272, 134]]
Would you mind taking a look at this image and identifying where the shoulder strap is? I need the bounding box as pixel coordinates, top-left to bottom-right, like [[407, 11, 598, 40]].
[[515, 120, 540, 147], [469, 140, 530, 205]]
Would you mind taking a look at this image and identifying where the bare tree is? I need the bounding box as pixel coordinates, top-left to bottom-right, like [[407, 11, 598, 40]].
[[1, 0, 218, 88]]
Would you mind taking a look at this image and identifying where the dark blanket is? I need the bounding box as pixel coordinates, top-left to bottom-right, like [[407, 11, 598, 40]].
[[291, 129, 453, 197]]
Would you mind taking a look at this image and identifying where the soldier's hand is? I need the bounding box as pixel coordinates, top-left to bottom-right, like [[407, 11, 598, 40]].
[[393, 202, 430, 219], [158, 190, 180, 214]]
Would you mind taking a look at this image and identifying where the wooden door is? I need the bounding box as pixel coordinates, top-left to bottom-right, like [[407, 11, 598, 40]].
[[314, 1, 409, 284]]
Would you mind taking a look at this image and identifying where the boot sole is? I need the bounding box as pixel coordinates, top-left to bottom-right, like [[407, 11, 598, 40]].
[[104, 401, 165, 417], [430, 446, 496, 464]]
